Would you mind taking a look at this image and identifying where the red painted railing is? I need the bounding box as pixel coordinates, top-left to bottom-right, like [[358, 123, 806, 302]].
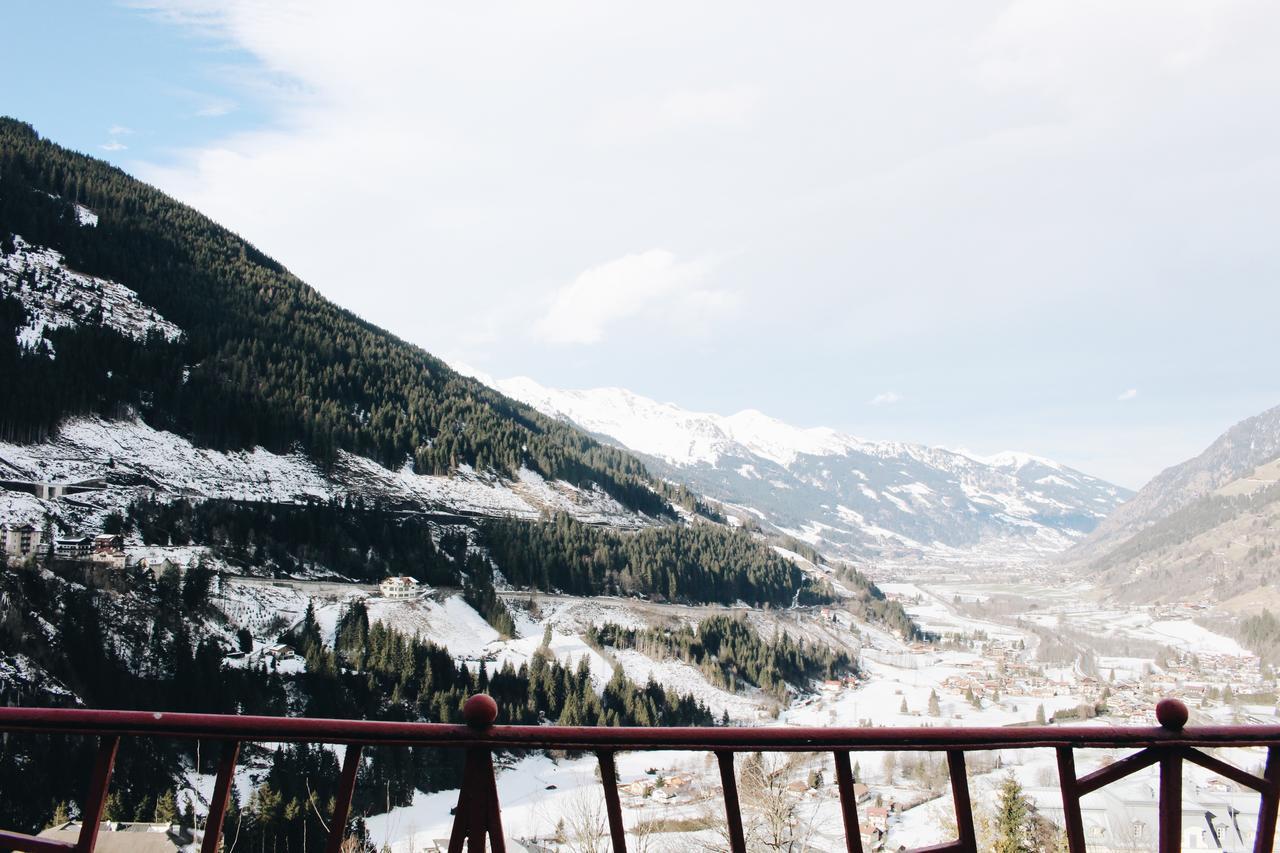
[[0, 696, 1277, 853]]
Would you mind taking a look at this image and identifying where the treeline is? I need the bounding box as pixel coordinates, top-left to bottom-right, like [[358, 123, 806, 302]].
[[478, 512, 830, 606], [588, 615, 854, 700], [0, 118, 673, 516]]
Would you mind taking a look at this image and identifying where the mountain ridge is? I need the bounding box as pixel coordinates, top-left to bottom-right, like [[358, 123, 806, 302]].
[[1065, 402, 1280, 604], [474, 373, 1133, 564]]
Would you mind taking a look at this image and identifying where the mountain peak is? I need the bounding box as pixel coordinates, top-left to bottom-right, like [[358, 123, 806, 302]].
[[484, 375, 1132, 563]]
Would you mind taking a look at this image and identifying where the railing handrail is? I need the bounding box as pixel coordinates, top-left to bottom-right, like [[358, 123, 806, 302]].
[[3, 698, 1278, 853], [2, 705, 1279, 751]]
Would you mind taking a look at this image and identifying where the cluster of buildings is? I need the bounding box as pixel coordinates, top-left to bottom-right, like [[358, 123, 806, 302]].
[[2, 523, 206, 578], [2, 523, 128, 567]]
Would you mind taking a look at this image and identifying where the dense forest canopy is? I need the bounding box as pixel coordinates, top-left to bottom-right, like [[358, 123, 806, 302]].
[[0, 117, 681, 517], [588, 615, 855, 701], [479, 511, 828, 606]]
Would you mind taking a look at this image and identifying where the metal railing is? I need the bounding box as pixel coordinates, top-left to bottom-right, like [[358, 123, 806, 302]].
[[0, 696, 1276, 853]]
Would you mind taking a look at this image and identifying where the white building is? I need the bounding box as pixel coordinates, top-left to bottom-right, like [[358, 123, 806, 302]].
[[2, 523, 43, 561], [380, 576, 421, 599]]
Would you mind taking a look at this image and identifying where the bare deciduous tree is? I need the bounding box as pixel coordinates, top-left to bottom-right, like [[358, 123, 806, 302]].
[[563, 788, 609, 853]]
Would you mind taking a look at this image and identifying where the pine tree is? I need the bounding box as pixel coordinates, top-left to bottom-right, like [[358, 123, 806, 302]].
[[928, 689, 941, 716], [48, 802, 70, 828], [1035, 704, 1046, 724], [103, 792, 125, 822], [991, 773, 1033, 853], [153, 789, 177, 824]]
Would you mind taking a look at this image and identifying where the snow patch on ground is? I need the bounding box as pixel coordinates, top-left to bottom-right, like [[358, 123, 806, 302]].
[[2, 234, 182, 354], [0, 416, 649, 527]]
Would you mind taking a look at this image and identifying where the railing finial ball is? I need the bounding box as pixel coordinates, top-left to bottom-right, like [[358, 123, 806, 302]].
[[463, 693, 499, 728], [1156, 697, 1188, 730]]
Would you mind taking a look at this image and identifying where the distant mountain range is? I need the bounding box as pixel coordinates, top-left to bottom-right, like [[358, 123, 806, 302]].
[[1068, 403, 1280, 605], [477, 375, 1133, 564]]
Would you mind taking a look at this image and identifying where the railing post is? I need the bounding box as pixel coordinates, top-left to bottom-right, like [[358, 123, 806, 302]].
[[1254, 745, 1280, 853], [200, 741, 240, 853], [832, 750, 864, 853], [596, 750, 628, 853], [1155, 698, 1188, 853], [448, 695, 506, 853], [324, 744, 362, 853], [76, 736, 119, 853], [946, 750, 977, 853], [1055, 747, 1086, 853], [715, 752, 748, 853]]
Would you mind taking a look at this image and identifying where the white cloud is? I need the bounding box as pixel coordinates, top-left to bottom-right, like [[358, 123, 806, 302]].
[[195, 96, 237, 117], [107, 125, 133, 136], [535, 250, 729, 345], [586, 87, 761, 143], [120, 0, 1280, 487], [100, 140, 128, 151], [870, 391, 903, 406], [1117, 388, 1138, 401]]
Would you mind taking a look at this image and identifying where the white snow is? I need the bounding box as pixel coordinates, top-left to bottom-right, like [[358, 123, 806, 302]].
[[0, 417, 649, 527], [1, 234, 182, 354], [74, 204, 98, 227], [610, 648, 771, 721]]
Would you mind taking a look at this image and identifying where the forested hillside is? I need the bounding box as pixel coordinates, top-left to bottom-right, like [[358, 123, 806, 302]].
[[0, 566, 713, 846], [0, 118, 681, 516]]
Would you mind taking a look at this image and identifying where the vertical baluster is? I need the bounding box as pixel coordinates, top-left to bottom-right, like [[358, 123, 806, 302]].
[[1158, 748, 1182, 853], [448, 747, 505, 853], [716, 752, 748, 853], [596, 750, 628, 853], [1253, 746, 1280, 853], [832, 750, 864, 853], [324, 744, 362, 853], [479, 749, 506, 853], [76, 736, 120, 853], [1055, 747, 1086, 853], [946, 750, 977, 853], [201, 741, 241, 853]]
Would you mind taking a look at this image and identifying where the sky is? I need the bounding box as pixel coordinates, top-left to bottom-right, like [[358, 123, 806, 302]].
[[5, 1, 1280, 489]]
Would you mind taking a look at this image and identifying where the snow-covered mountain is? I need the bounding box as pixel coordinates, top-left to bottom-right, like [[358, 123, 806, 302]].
[[485, 376, 1133, 564]]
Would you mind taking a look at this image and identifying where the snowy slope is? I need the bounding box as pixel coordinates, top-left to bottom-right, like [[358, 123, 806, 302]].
[[0, 416, 649, 543], [482, 375, 1132, 564], [2, 234, 183, 355]]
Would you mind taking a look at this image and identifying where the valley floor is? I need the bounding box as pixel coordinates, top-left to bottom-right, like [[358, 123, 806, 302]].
[[191, 569, 1274, 852]]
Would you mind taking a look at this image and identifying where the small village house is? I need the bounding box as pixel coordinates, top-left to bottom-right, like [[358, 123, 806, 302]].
[[380, 576, 421, 599]]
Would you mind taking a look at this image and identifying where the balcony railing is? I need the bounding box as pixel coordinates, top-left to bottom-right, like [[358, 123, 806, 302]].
[[0, 697, 1276, 853]]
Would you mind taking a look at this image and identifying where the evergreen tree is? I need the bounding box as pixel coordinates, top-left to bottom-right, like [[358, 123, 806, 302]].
[[928, 689, 941, 716], [153, 790, 177, 825], [991, 773, 1034, 853]]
